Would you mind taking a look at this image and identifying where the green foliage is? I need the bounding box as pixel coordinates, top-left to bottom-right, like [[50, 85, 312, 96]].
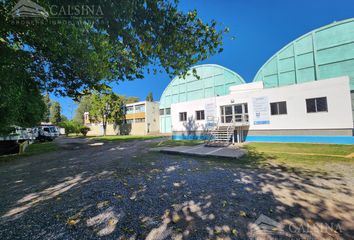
[[124, 96, 140, 104], [90, 92, 125, 135], [73, 95, 92, 124], [80, 127, 90, 136], [1, 0, 226, 98], [1, 0, 226, 132], [59, 120, 83, 136], [0, 72, 46, 134], [146, 92, 154, 102], [43, 94, 51, 122], [61, 115, 69, 122], [50, 101, 61, 125]]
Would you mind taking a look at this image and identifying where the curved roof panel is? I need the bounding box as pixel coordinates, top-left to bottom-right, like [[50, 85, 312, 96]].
[[253, 18, 354, 90], [159, 64, 245, 109]]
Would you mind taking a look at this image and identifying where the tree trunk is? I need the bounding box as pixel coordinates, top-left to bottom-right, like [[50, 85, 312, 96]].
[[103, 123, 107, 136]]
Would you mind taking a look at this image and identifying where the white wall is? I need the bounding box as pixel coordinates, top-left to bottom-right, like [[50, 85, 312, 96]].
[[171, 76, 353, 132], [145, 101, 160, 133]]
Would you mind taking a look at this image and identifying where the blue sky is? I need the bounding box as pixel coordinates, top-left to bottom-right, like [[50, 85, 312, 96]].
[[53, 0, 354, 119]]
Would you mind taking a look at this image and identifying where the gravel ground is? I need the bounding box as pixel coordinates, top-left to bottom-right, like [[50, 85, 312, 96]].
[[0, 137, 353, 240]]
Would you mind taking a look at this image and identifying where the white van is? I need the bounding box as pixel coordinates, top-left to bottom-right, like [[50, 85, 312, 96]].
[[37, 126, 58, 141]]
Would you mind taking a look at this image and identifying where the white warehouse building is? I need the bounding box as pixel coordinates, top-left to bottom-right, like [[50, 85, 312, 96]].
[[170, 76, 353, 144], [159, 19, 354, 144]]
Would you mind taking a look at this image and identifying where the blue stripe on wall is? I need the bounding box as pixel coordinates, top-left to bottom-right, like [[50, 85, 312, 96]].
[[172, 135, 210, 140], [245, 136, 354, 145], [172, 135, 354, 144]]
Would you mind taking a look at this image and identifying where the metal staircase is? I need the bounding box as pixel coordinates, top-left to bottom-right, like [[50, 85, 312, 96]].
[[208, 125, 235, 144]]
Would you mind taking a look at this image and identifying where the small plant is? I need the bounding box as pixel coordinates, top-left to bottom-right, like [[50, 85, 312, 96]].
[[80, 127, 90, 136]]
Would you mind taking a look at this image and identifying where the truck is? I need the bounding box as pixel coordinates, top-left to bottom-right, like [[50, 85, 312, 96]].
[[0, 125, 60, 155]]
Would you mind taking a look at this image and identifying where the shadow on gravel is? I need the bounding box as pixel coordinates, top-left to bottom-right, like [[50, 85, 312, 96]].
[[0, 141, 352, 239]]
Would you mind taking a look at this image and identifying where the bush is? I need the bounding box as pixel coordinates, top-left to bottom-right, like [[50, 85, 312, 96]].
[[80, 127, 90, 136], [59, 120, 84, 136]]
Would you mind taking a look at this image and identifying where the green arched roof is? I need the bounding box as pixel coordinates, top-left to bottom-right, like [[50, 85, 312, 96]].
[[159, 64, 245, 109], [253, 18, 354, 90]]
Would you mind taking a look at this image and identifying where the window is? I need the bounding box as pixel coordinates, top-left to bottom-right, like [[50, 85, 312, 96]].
[[270, 101, 287, 115], [220, 103, 248, 123], [223, 106, 233, 123], [165, 108, 171, 115], [159, 109, 165, 115], [125, 119, 133, 124], [135, 104, 145, 113], [126, 106, 134, 114], [196, 110, 205, 120], [179, 112, 187, 121], [135, 118, 145, 123], [306, 97, 328, 113]]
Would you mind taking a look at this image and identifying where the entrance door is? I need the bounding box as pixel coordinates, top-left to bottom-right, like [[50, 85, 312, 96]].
[[220, 103, 249, 124]]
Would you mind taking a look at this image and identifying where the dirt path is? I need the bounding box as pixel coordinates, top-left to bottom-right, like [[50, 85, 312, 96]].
[[0, 137, 353, 239]]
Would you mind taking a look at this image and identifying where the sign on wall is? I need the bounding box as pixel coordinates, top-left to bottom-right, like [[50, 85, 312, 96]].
[[205, 102, 217, 118], [205, 101, 217, 129], [252, 97, 270, 125]]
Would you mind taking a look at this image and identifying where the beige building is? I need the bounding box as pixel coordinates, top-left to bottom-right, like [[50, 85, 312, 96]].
[[84, 101, 160, 136]]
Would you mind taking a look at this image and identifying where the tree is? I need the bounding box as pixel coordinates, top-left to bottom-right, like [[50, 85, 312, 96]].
[[90, 92, 125, 136], [50, 102, 61, 125], [80, 127, 90, 136], [73, 95, 92, 124], [43, 94, 51, 122], [1, 0, 226, 131], [146, 92, 154, 102], [125, 96, 140, 104], [0, 56, 46, 133], [61, 115, 68, 122], [59, 120, 82, 136], [1, 0, 226, 98]]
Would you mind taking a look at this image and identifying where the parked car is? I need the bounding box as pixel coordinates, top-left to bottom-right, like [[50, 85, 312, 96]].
[[37, 126, 58, 141]]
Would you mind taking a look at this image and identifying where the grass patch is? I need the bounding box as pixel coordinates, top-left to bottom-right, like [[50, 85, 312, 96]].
[[241, 142, 354, 172], [0, 142, 59, 162], [24, 142, 59, 156], [247, 142, 353, 156], [152, 140, 205, 147], [89, 135, 163, 142]]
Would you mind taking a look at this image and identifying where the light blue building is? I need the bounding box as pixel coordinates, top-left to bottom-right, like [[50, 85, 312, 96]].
[[159, 64, 245, 133]]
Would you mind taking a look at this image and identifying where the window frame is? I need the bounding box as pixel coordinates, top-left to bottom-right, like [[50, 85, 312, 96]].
[[126, 106, 134, 114], [306, 97, 328, 113], [220, 103, 249, 123], [195, 110, 205, 120], [125, 119, 134, 124], [179, 112, 187, 122], [270, 101, 287, 115], [135, 118, 145, 123], [134, 104, 145, 113]]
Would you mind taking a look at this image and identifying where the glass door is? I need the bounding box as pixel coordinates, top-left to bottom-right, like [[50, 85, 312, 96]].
[[220, 103, 248, 124]]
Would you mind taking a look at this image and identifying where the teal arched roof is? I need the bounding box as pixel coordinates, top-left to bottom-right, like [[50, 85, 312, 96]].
[[253, 18, 354, 90], [159, 64, 245, 109]]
